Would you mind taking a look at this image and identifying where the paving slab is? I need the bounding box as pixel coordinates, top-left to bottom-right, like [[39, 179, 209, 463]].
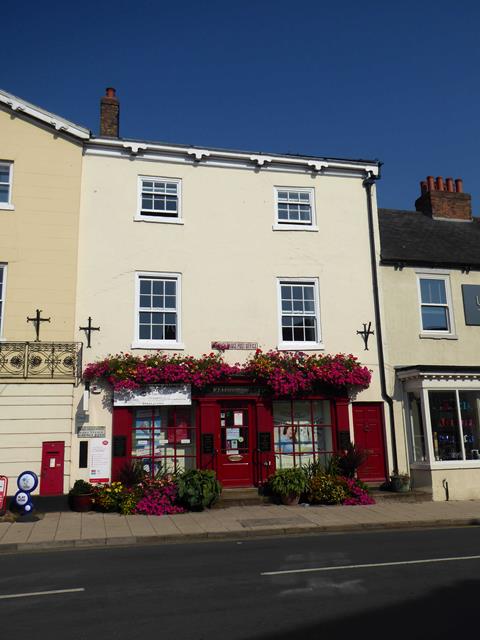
[[125, 514, 156, 537], [55, 512, 81, 541], [0, 523, 35, 544], [81, 513, 107, 540]]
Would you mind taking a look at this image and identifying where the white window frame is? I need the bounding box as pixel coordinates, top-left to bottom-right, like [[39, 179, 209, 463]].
[[0, 162, 14, 211], [135, 176, 183, 224], [132, 271, 184, 349], [0, 264, 6, 339], [273, 187, 317, 231], [277, 277, 323, 350], [416, 270, 456, 338]]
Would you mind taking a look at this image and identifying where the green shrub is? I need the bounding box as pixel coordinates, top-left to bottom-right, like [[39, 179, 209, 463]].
[[177, 469, 222, 511], [269, 467, 307, 498], [306, 473, 347, 505], [69, 480, 93, 496]]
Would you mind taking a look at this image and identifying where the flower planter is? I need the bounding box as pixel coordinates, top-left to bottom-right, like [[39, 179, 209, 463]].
[[70, 493, 93, 512], [280, 493, 300, 506], [390, 476, 410, 493]]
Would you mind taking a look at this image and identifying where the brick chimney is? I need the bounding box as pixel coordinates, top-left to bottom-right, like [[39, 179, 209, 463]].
[[100, 87, 119, 138], [415, 175, 472, 221]]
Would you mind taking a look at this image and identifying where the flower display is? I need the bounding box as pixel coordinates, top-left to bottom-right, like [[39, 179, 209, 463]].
[[84, 349, 371, 396]]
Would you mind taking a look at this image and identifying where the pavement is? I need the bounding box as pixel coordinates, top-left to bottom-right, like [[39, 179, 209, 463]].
[[1, 498, 480, 553]]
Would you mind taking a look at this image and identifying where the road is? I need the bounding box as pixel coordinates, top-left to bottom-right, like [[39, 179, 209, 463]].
[[1, 526, 480, 639]]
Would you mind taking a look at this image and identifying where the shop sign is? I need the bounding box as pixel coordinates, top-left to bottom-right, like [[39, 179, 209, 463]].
[[462, 285, 480, 326], [211, 341, 258, 350], [114, 384, 192, 407], [77, 426, 106, 439], [0, 476, 8, 514], [89, 438, 111, 484], [207, 386, 260, 396]]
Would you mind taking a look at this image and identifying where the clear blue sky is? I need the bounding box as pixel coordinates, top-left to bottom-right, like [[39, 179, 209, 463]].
[[3, 0, 480, 211]]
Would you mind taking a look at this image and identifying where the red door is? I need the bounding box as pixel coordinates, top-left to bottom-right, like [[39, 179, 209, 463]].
[[352, 403, 386, 482], [40, 441, 65, 495], [217, 402, 255, 487]]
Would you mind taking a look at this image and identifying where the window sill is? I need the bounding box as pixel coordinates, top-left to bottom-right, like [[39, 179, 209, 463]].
[[131, 341, 185, 350], [0, 204, 14, 211], [272, 224, 318, 232], [419, 333, 458, 340], [277, 342, 324, 351], [412, 461, 480, 470], [134, 215, 184, 225]]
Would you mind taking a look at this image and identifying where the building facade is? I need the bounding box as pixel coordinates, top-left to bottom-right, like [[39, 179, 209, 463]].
[[72, 90, 390, 490], [379, 177, 480, 500], [0, 89, 89, 496]]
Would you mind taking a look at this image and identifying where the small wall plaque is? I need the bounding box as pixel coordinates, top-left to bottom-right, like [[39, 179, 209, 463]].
[[211, 341, 258, 350]]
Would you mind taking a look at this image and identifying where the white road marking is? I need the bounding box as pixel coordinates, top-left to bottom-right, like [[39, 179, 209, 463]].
[[261, 554, 480, 576], [0, 588, 85, 600]]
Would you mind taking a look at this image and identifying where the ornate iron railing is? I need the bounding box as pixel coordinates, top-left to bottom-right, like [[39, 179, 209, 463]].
[[0, 342, 83, 382]]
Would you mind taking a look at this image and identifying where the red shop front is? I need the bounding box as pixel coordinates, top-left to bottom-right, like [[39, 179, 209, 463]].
[[112, 381, 352, 488]]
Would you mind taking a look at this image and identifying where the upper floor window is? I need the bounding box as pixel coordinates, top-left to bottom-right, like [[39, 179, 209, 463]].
[[277, 278, 322, 349], [274, 188, 316, 230], [133, 272, 183, 349], [136, 177, 182, 223], [0, 162, 13, 210], [417, 274, 454, 334], [0, 264, 6, 338]]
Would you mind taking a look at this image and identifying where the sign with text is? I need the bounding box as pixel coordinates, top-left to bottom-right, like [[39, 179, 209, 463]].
[[113, 384, 191, 407], [89, 438, 111, 484], [77, 426, 106, 439], [211, 341, 258, 350], [0, 476, 8, 514], [462, 285, 480, 326]]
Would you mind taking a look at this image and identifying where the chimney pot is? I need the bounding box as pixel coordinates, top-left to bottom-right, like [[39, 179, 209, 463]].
[[106, 87, 116, 98], [415, 176, 471, 220], [420, 181, 428, 194]]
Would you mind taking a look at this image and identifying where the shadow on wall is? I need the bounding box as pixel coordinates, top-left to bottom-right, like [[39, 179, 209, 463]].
[[243, 578, 480, 640]]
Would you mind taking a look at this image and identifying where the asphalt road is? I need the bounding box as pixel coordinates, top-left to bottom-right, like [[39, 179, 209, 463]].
[[1, 526, 480, 639]]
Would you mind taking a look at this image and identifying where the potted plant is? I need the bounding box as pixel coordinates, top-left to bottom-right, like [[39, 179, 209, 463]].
[[269, 468, 307, 505], [389, 472, 410, 493], [177, 469, 222, 511], [69, 479, 94, 512]]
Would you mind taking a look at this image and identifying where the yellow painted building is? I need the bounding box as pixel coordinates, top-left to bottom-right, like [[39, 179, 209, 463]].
[[0, 89, 89, 496]]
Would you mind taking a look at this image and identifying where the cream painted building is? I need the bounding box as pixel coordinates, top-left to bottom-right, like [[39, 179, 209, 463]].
[[379, 177, 480, 500], [0, 89, 88, 497], [73, 90, 391, 490]]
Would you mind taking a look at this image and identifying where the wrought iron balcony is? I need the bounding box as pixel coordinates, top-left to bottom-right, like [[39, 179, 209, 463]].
[[0, 342, 83, 382]]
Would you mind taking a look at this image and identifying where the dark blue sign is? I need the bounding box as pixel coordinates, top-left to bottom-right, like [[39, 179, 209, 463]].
[[462, 285, 480, 326], [14, 471, 38, 515]]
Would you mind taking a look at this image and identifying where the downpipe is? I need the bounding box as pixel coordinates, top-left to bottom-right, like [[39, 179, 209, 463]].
[[363, 169, 399, 475]]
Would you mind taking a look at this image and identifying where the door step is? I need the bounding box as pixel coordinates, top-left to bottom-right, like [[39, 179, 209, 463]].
[[213, 488, 271, 508], [369, 488, 433, 503]]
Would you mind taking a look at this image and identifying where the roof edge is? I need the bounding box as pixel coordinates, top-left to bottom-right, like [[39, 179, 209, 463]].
[[0, 88, 90, 140]]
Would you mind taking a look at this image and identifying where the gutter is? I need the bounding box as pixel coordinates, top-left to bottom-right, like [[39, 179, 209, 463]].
[[363, 167, 399, 475]]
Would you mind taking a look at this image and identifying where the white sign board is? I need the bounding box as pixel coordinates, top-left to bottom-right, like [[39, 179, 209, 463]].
[[89, 438, 111, 484], [113, 384, 191, 407]]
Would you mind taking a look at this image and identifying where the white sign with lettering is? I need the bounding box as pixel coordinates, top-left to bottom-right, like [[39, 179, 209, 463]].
[[113, 384, 192, 407]]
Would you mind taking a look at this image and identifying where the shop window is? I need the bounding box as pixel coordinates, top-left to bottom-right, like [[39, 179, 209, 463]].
[[273, 399, 333, 469], [132, 406, 195, 475], [408, 392, 426, 462], [428, 390, 480, 461]]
